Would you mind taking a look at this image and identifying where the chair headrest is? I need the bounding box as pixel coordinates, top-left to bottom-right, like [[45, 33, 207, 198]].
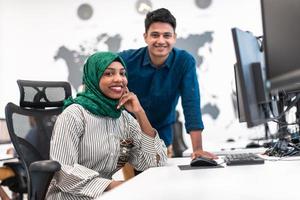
[[17, 80, 72, 108]]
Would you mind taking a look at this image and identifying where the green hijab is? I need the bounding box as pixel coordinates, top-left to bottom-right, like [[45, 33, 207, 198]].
[[64, 52, 127, 118]]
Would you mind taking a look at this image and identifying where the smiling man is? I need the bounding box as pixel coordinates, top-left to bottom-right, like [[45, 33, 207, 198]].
[[119, 8, 216, 160]]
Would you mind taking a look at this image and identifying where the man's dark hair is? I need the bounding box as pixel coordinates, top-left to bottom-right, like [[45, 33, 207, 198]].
[[144, 8, 176, 33]]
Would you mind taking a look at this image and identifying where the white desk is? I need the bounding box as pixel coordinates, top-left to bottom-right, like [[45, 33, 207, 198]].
[[183, 146, 267, 157], [100, 156, 300, 200], [0, 143, 14, 165]]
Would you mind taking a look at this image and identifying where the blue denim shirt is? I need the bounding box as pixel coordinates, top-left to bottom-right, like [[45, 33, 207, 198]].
[[119, 47, 204, 146]]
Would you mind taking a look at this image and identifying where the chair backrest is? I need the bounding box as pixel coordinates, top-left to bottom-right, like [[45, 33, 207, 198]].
[[5, 80, 71, 200]]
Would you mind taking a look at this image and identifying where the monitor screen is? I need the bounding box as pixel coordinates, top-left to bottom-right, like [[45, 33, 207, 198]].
[[234, 63, 246, 123], [261, 0, 300, 93], [232, 28, 271, 128]]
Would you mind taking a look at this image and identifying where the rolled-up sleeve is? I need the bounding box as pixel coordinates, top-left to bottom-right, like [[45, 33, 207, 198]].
[[125, 114, 168, 171], [180, 56, 204, 132]]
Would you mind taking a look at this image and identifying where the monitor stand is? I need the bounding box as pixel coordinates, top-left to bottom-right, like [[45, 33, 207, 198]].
[[264, 92, 300, 157]]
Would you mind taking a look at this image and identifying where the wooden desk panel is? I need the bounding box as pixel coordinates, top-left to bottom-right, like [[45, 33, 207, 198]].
[[0, 166, 15, 180]]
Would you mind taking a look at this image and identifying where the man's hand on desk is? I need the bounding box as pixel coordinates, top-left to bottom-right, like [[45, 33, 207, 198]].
[[189, 131, 218, 160], [191, 149, 218, 160]]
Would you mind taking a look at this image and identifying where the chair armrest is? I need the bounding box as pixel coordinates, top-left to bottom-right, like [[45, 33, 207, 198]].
[[28, 160, 61, 200], [29, 160, 61, 172]]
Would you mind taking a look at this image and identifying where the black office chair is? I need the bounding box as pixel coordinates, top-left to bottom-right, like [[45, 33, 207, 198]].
[[172, 111, 188, 157], [4, 80, 71, 200]]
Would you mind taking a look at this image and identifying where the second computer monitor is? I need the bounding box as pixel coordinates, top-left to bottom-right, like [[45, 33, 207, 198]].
[[232, 28, 270, 128], [261, 0, 300, 93]]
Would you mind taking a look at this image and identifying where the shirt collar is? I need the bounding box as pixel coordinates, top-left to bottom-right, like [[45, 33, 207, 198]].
[[143, 48, 174, 69]]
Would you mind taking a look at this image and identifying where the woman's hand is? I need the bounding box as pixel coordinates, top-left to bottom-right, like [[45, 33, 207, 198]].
[[117, 88, 143, 114], [118, 87, 155, 137], [105, 180, 124, 191]]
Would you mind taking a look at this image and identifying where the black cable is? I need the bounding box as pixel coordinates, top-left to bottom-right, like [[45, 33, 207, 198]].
[[269, 93, 300, 122]]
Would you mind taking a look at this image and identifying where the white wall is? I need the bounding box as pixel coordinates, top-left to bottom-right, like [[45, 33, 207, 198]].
[[0, 0, 266, 148]]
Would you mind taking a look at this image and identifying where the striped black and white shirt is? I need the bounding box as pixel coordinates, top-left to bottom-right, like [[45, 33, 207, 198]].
[[46, 104, 167, 200]]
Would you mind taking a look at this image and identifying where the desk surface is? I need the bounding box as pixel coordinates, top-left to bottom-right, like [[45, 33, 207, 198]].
[[100, 156, 300, 200], [0, 144, 15, 164]]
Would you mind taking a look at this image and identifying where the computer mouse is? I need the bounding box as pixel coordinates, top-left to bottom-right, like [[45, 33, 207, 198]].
[[246, 142, 261, 148], [190, 156, 218, 167], [226, 138, 235, 142]]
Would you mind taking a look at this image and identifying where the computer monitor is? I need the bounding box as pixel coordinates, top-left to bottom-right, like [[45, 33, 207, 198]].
[[261, 0, 300, 93], [232, 28, 272, 128]]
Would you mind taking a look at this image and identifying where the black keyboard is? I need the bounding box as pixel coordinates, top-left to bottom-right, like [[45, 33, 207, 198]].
[[224, 153, 265, 166]]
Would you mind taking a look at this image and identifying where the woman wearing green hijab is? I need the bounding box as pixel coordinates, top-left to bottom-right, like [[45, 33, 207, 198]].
[[46, 52, 167, 199]]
